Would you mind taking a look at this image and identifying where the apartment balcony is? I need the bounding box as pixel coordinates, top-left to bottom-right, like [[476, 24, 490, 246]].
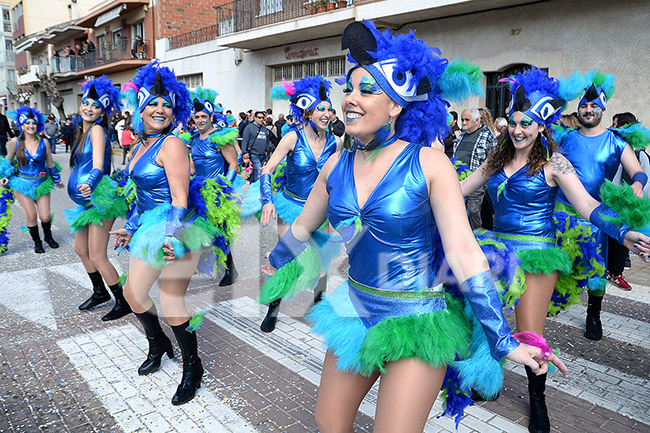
[[17, 64, 40, 86], [213, 0, 539, 50], [51, 38, 152, 78]]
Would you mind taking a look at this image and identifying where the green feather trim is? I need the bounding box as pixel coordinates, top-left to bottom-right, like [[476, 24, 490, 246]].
[[177, 132, 194, 145], [517, 247, 572, 276], [201, 177, 242, 244], [271, 159, 287, 193], [599, 180, 650, 229], [451, 158, 472, 181], [357, 294, 471, 376], [613, 123, 650, 150], [33, 176, 55, 199], [258, 245, 321, 304], [69, 177, 128, 230], [186, 311, 207, 332], [496, 179, 507, 201], [117, 273, 127, 286], [207, 128, 238, 149], [178, 217, 221, 251]]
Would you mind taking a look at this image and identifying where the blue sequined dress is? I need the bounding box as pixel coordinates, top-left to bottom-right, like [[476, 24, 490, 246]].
[[6, 139, 56, 200]]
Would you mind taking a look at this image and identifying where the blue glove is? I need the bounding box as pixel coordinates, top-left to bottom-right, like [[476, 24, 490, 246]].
[[123, 207, 140, 235], [84, 168, 103, 192], [49, 164, 61, 184], [260, 173, 273, 206], [460, 270, 519, 360], [226, 168, 238, 184], [165, 206, 186, 238], [589, 203, 631, 245], [269, 227, 309, 269]]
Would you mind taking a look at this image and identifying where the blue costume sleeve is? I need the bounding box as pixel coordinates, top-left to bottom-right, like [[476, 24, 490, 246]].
[[226, 168, 238, 184], [269, 227, 309, 269], [165, 205, 186, 238], [589, 203, 631, 245], [460, 270, 519, 360], [49, 164, 61, 184], [260, 173, 273, 206], [84, 168, 103, 192], [124, 207, 140, 235]]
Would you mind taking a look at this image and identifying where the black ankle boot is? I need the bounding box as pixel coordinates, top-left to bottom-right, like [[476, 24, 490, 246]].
[[218, 253, 238, 286], [78, 271, 111, 310], [28, 225, 45, 254], [171, 321, 203, 405], [101, 283, 133, 321], [584, 292, 603, 340], [525, 366, 550, 433], [134, 306, 174, 375], [260, 299, 281, 333], [314, 275, 327, 304], [41, 219, 59, 249]]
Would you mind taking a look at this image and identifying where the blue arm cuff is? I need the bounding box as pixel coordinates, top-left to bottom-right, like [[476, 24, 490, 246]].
[[49, 165, 61, 184], [237, 152, 242, 166], [124, 207, 140, 234], [268, 227, 309, 269], [460, 270, 519, 360], [589, 203, 630, 245], [632, 172, 648, 188], [85, 168, 103, 191], [260, 173, 273, 206], [165, 206, 186, 238], [226, 168, 238, 184]]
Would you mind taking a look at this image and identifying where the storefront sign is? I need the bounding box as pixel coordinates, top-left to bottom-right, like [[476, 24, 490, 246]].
[[284, 46, 319, 60]]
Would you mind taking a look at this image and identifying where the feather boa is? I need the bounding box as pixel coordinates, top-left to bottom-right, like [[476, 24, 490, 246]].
[[64, 175, 128, 232], [0, 157, 14, 179], [272, 190, 302, 223], [0, 186, 14, 253], [599, 180, 650, 229], [450, 157, 472, 181], [241, 179, 262, 218], [610, 122, 650, 151]]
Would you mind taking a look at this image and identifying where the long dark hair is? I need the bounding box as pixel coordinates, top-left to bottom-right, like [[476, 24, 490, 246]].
[[483, 128, 557, 178], [15, 135, 27, 168], [69, 114, 110, 168]]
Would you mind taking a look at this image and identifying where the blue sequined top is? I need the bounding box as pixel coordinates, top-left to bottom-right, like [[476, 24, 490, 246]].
[[557, 129, 626, 205], [14, 138, 48, 186], [67, 127, 111, 205], [127, 134, 178, 213], [285, 129, 337, 200], [191, 131, 227, 179], [487, 165, 558, 238]]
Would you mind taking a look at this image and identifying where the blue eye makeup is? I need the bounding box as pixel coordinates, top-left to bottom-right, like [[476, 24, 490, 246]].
[[81, 99, 90, 106], [343, 81, 353, 94], [359, 75, 383, 95], [162, 100, 172, 108], [92, 101, 100, 109], [24, 119, 37, 125], [508, 116, 534, 129], [148, 98, 160, 107]]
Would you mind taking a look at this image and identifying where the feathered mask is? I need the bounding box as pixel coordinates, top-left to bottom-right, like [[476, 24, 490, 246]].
[[190, 86, 221, 118], [80, 76, 122, 116], [501, 67, 565, 128], [122, 60, 191, 134], [270, 75, 331, 124], [339, 20, 485, 146], [6, 106, 47, 135], [558, 69, 615, 110]]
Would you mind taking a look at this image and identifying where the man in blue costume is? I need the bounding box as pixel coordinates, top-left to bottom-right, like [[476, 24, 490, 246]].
[[555, 71, 646, 340]]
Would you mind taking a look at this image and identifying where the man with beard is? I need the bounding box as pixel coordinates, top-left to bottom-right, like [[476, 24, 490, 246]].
[[555, 71, 646, 340]]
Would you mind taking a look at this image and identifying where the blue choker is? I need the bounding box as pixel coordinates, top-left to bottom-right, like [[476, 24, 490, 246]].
[[146, 132, 164, 138]]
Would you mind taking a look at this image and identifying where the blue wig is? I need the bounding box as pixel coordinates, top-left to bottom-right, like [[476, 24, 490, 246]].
[[123, 60, 191, 135], [559, 69, 615, 110], [503, 67, 565, 128], [270, 75, 332, 125], [81, 75, 122, 116], [6, 106, 48, 135], [341, 20, 483, 146], [190, 86, 222, 117]]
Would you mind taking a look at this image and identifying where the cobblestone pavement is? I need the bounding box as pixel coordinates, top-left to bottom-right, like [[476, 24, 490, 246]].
[[1, 148, 649, 432]]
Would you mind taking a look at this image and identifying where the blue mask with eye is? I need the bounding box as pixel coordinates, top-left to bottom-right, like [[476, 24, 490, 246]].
[[137, 71, 176, 112], [578, 84, 607, 110]]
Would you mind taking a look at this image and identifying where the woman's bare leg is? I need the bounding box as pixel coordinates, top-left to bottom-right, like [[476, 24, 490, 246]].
[[14, 191, 37, 226], [315, 352, 379, 433], [35, 193, 51, 223], [74, 228, 96, 272], [123, 256, 161, 314], [515, 272, 559, 335], [373, 359, 446, 433], [88, 218, 119, 286], [159, 251, 201, 326]]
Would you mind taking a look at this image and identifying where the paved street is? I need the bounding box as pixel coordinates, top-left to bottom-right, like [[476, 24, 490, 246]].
[[1, 147, 649, 433]]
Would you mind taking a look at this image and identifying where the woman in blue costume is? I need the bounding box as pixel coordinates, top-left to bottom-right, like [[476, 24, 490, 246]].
[[258, 75, 342, 332], [460, 68, 650, 433], [182, 87, 241, 287], [65, 77, 132, 322], [259, 21, 568, 432], [112, 61, 225, 406], [0, 106, 63, 253]]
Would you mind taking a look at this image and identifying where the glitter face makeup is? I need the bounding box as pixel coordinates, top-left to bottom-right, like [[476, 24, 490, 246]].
[[359, 75, 383, 95]]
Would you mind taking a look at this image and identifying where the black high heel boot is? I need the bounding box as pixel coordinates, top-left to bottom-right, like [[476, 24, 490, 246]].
[[28, 225, 45, 254], [171, 321, 203, 405], [41, 219, 59, 249], [134, 306, 174, 375], [78, 271, 111, 310], [101, 283, 132, 321], [260, 299, 281, 333], [314, 275, 327, 304], [525, 366, 550, 433], [584, 292, 603, 340], [218, 253, 238, 286]]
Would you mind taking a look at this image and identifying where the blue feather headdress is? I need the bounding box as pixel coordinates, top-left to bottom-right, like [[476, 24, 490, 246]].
[[190, 86, 222, 118], [339, 20, 484, 146], [558, 69, 615, 110], [501, 67, 565, 128], [80, 76, 122, 116], [122, 60, 191, 135], [6, 106, 47, 135], [270, 75, 332, 125]]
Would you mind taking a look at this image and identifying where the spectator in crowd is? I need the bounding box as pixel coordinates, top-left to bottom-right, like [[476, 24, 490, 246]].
[[265, 116, 279, 151], [242, 111, 271, 182], [274, 113, 286, 135], [442, 110, 461, 157], [479, 107, 496, 134], [62, 117, 75, 153], [453, 107, 497, 229], [0, 107, 14, 156], [120, 124, 135, 165], [87, 40, 96, 52], [131, 35, 144, 58], [44, 115, 58, 154], [330, 109, 345, 137], [494, 117, 508, 143], [238, 112, 249, 137], [560, 113, 580, 128]]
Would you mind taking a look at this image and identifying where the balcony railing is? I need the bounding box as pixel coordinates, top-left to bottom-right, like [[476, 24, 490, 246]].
[[215, 0, 352, 37], [3, 21, 11, 33], [170, 25, 218, 50], [51, 38, 151, 74]]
